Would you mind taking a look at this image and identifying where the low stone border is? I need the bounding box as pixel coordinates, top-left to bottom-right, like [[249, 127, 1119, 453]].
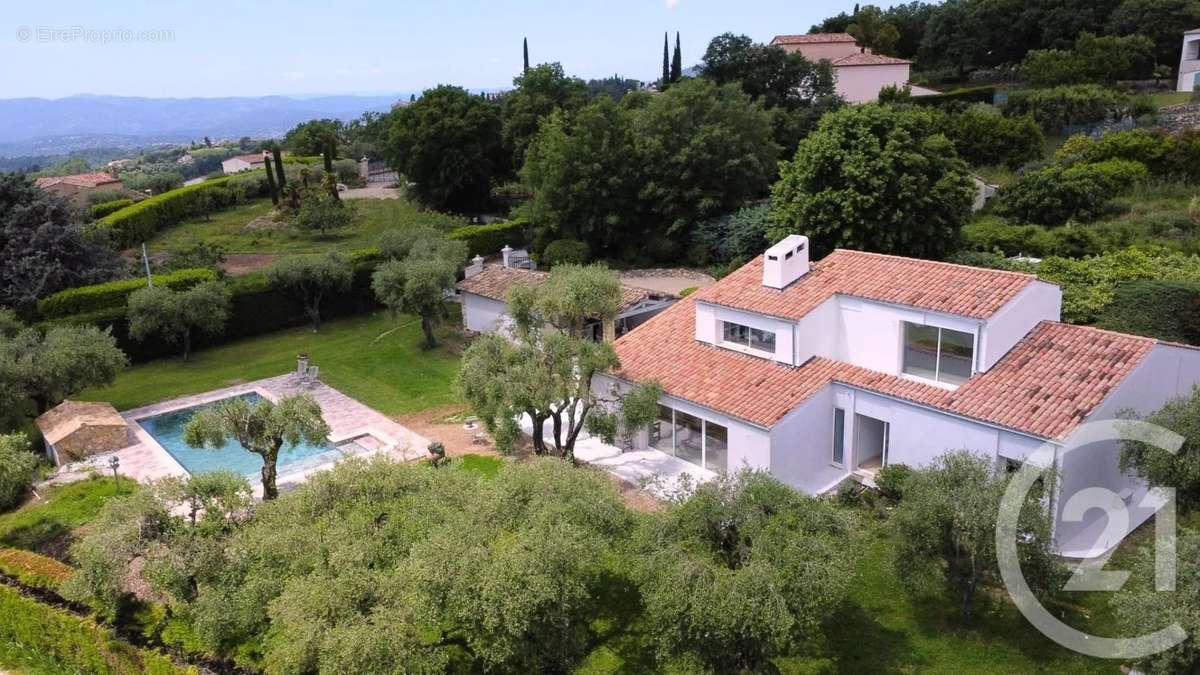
[[618, 268, 715, 283]]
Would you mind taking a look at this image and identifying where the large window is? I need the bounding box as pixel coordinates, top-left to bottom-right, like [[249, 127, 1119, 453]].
[[902, 322, 974, 386], [651, 405, 729, 471], [722, 321, 776, 353]]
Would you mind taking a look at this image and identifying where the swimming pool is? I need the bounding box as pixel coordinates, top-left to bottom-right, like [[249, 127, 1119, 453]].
[[138, 392, 340, 477]]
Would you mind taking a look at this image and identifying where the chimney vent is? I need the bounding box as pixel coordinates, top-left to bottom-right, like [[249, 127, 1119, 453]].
[[762, 235, 810, 289], [501, 245, 513, 268]]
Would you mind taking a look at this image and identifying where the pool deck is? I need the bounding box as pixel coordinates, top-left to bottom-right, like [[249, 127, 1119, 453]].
[[46, 374, 430, 495]]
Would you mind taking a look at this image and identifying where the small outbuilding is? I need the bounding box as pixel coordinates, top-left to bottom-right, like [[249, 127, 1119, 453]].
[[35, 401, 130, 465]]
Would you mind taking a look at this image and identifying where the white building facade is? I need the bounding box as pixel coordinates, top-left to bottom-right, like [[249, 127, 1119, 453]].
[[597, 236, 1200, 558]]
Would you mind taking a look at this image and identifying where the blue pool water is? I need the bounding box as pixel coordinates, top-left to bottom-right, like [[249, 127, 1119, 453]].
[[139, 393, 338, 477]]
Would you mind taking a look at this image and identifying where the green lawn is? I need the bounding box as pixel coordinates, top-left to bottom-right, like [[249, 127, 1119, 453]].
[[145, 197, 466, 255], [1151, 91, 1191, 108], [79, 310, 463, 415], [0, 476, 137, 557]]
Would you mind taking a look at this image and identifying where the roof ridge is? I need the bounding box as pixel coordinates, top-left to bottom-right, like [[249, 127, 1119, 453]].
[[829, 248, 1040, 281], [1034, 319, 1158, 345]]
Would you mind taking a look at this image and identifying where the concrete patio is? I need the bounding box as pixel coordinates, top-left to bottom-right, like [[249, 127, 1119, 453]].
[[45, 374, 430, 495]]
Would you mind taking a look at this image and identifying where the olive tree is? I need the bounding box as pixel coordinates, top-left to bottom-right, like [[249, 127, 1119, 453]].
[[1113, 529, 1200, 675], [633, 470, 855, 671], [1121, 386, 1200, 508], [893, 451, 1065, 623], [266, 252, 353, 332], [458, 265, 659, 459], [0, 433, 39, 510], [371, 258, 456, 348], [0, 322, 127, 415], [183, 394, 330, 500], [128, 280, 231, 361]]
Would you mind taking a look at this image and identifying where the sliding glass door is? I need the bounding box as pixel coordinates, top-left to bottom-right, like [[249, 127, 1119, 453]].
[[651, 405, 728, 472]]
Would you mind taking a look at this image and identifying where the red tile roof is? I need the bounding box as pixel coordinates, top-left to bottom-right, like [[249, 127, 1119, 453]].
[[832, 53, 912, 66], [34, 172, 120, 189], [694, 250, 1039, 322], [456, 266, 673, 314], [226, 153, 267, 164], [771, 33, 858, 45], [611, 296, 1156, 440]]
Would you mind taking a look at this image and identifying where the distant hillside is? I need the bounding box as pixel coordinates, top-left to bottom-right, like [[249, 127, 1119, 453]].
[[0, 94, 409, 157]]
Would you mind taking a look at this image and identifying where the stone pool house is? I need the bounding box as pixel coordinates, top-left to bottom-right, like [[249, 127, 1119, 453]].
[[457, 247, 679, 341], [36, 400, 130, 465], [594, 235, 1200, 557]]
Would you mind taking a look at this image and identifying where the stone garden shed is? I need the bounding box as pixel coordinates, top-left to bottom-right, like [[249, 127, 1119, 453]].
[[36, 401, 130, 465]]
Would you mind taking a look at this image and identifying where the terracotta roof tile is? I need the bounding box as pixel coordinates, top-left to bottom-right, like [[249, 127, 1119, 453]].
[[456, 266, 672, 314], [832, 53, 912, 66], [771, 33, 858, 45], [612, 295, 1155, 440], [693, 250, 1039, 321]]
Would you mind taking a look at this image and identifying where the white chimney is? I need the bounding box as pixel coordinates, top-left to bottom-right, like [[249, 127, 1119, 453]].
[[501, 245, 513, 268], [762, 235, 810, 289]]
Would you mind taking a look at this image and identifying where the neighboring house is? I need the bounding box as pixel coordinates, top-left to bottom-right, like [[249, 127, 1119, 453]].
[[1177, 28, 1200, 91], [596, 235, 1200, 558], [457, 250, 678, 341], [36, 400, 129, 466], [972, 175, 999, 211], [221, 152, 268, 174], [770, 33, 917, 103], [34, 171, 123, 206]]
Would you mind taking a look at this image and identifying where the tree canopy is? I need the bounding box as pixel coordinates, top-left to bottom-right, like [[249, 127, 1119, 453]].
[[371, 228, 464, 348], [265, 252, 353, 332], [770, 104, 975, 259], [501, 62, 588, 170], [1121, 385, 1200, 508], [283, 119, 343, 157], [0, 321, 127, 418], [127, 280, 231, 361]]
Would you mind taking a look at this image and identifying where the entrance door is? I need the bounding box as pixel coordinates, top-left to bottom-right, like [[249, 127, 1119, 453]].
[[854, 414, 889, 472]]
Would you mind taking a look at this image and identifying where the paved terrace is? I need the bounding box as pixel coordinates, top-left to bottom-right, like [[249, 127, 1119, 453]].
[[45, 374, 429, 496]]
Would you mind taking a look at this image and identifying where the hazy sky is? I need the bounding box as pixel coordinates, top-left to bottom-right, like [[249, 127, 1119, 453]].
[[2, 0, 859, 99]]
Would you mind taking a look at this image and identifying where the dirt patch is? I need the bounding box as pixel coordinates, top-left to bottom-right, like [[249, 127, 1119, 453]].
[[396, 404, 500, 458], [618, 269, 716, 295], [342, 186, 401, 200], [221, 253, 281, 276]]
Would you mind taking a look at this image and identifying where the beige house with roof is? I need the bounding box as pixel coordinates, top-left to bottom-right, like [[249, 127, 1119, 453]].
[[36, 400, 130, 465], [593, 236, 1200, 558], [770, 33, 920, 103], [34, 172, 123, 207]]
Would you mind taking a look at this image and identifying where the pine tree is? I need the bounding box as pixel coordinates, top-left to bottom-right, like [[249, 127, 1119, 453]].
[[409, 93, 416, 102], [272, 144, 287, 185], [661, 32, 670, 89], [263, 152, 279, 206], [523, 37, 530, 74], [671, 32, 682, 82]]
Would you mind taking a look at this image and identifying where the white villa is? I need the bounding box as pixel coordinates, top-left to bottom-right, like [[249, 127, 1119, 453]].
[[595, 236, 1200, 558], [1178, 28, 1200, 91], [221, 152, 269, 174]]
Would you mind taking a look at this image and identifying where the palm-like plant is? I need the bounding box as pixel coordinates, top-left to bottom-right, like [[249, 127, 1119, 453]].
[[183, 394, 330, 499]]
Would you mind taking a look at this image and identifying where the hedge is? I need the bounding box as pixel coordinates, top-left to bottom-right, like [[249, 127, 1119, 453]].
[[0, 584, 195, 675], [44, 250, 383, 364], [0, 548, 73, 591], [1096, 280, 1200, 344], [448, 220, 527, 257], [37, 268, 218, 320], [910, 85, 999, 109], [89, 199, 135, 220], [96, 172, 269, 247], [1003, 84, 1124, 132]]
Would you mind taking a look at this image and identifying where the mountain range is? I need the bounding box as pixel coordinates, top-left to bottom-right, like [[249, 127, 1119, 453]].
[[0, 93, 413, 157]]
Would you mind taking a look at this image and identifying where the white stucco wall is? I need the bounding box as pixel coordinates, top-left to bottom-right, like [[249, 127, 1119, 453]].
[[835, 63, 911, 103], [461, 293, 512, 335], [978, 281, 1062, 371], [221, 158, 253, 174], [696, 301, 798, 365]]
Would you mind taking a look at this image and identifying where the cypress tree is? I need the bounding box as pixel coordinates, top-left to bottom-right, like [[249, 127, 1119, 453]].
[[671, 32, 682, 82], [523, 37, 530, 73], [409, 93, 416, 102], [323, 139, 334, 172], [272, 144, 287, 185], [263, 153, 279, 206], [661, 32, 670, 88]]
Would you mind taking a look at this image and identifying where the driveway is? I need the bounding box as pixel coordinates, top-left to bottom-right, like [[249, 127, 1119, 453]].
[[341, 185, 401, 200]]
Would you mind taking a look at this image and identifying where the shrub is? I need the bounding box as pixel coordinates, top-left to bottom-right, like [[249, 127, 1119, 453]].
[[0, 548, 73, 590], [942, 104, 1044, 169], [1020, 33, 1154, 87], [98, 173, 268, 246], [542, 239, 590, 267], [37, 268, 218, 319], [0, 433, 39, 511], [447, 220, 526, 257], [1096, 280, 1200, 344], [89, 199, 135, 220], [1056, 128, 1200, 182], [692, 202, 772, 265], [0, 584, 193, 675], [1004, 85, 1125, 132], [996, 159, 1148, 226], [875, 463, 913, 502], [908, 85, 998, 109]]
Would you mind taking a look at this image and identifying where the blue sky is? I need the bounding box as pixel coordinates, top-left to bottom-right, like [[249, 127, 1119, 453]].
[[2, 0, 859, 99]]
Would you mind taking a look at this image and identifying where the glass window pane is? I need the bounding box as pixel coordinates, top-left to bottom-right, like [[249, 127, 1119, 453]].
[[902, 322, 940, 380], [832, 409, 845, 465], [749, 328, 776, 352], [674, 411, 704, 467], [938, 328, 974, 385], [704, 421, 728, 471], [650, 405, 674, 454]]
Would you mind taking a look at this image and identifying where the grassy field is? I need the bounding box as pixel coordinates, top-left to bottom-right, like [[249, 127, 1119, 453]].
[[0, 476, 137, 557], [1152, 91, 1191, 108], [145, 197, 466, 255], [79, 309, 463, 415]]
